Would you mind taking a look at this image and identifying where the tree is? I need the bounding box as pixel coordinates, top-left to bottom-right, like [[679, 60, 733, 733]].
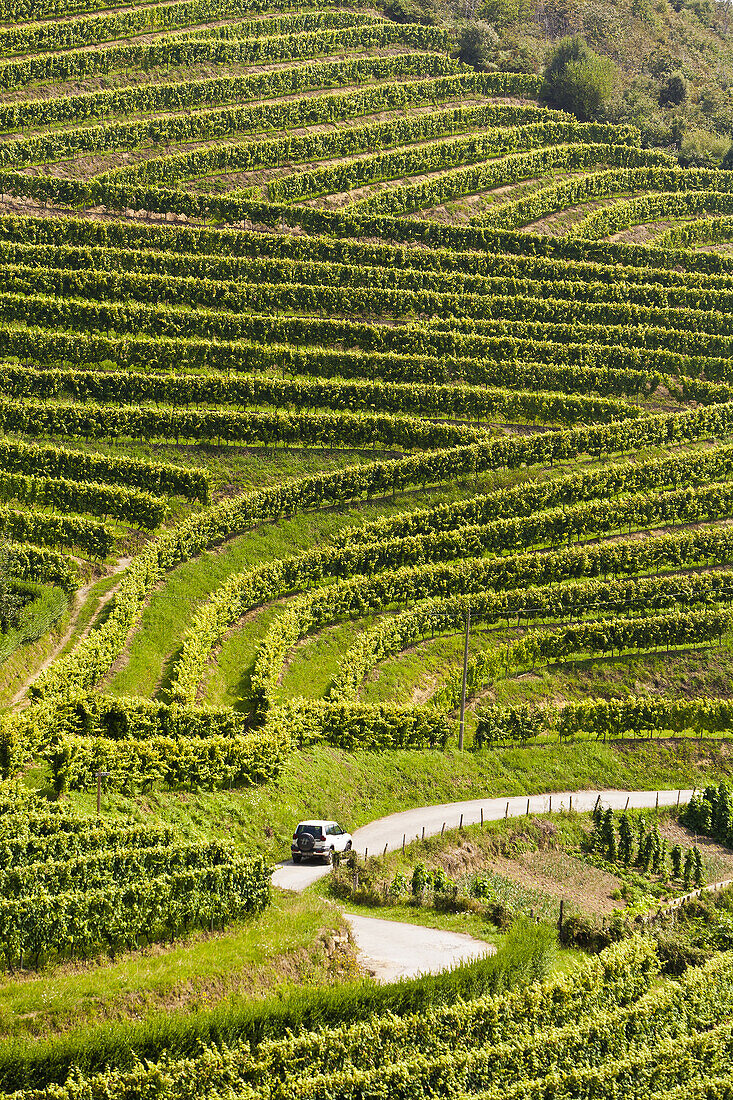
[[659, 71, 688, 107], [683, 848, 694, 890], [601, 808, 617, 861], [458, 21, 499, 69], [635, 814, 647, 864], [618, 813, 634, 866], [639, 832, 654, 873], [652, 836, 666, 875], [539, 35, 616, 121], [693, 846, 705, 888], [671, 844, 683, 879], [411, 862, 429, 897], [680, 129, 731, 167]]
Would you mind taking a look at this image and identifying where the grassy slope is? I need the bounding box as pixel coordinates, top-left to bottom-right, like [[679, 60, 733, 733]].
[[69, 739, 733, 864], [105, 459, 538, 700], [14, 737, 715, 1035], [0, 893, 350, 1039]]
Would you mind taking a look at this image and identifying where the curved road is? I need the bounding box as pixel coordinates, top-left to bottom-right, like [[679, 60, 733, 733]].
[[272, 787, 694, 892], [343, 912, 495, 982]]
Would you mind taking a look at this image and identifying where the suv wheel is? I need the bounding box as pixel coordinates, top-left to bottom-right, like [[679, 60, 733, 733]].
[[345, 840, 352, 851], [323, 847, 333, 865]]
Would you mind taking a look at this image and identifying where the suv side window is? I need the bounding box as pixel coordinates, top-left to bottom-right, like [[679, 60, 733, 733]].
[[326, 824, 338, 835]]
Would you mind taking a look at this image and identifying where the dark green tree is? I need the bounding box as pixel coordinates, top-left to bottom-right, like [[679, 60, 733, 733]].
[[671, 844, 683, 879], [539, 35, 616, 121], [640, 833, 654, 874], [635, 815, 647, 865], [601, 808, 617, 862], [693, 847, 705, 888], [458, 22, 499, 70], [618, 813, 634, 866], [659, 71, 688, 107], [411, 862, 429, 897], [683, 848, 694, 890]]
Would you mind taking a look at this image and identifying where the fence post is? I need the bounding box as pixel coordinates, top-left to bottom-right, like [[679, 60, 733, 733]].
[[569, 795, 573, 812], [505, 802, 509, 820], [526, 798, 530, 816], [441, 822, 446, 836], [625, 796, 629, 810], [677, 790, 681, 807], [656, 791, 659, 809], [480, 807, 484, 826], [549, 796, 552, 814], [402, 834, 406, 854], [459, 813, 463, 830]]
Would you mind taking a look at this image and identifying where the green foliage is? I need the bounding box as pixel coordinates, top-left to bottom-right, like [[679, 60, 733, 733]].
[[540, 36, 617, 121], [659, 71, 688, 107], [0, 549, 24, 633], [458, 21, 499, 67], [682, 785, 733, 852], [0, 802, 270, 970], [0, 931, 638, 1092], [0, 22, 450, 93], [679, 128, 732, 167]]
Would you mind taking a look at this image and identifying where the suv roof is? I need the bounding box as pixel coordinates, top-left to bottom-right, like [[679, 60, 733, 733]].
[[297, 820, 336, 827]]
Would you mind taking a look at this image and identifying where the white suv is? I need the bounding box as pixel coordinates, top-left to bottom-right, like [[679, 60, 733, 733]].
[[291, 820, 353, 864]]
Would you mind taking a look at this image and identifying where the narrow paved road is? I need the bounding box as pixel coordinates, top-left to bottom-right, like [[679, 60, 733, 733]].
[[272, 787, 693, 892], [344, 912, 495, 982]]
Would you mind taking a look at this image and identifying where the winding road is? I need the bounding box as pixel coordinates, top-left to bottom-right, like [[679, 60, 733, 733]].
[[272, 787, 694, 892], [272, 787, 694, 981]]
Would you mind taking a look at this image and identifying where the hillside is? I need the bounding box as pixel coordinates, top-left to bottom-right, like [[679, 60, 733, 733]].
[[0, 0, 732, 832], [0, 0, 731, 1091], [402, 0, 733, 152]]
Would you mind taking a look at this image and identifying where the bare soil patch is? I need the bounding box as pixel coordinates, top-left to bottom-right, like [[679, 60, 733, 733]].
[[490, 848, 624, 915]]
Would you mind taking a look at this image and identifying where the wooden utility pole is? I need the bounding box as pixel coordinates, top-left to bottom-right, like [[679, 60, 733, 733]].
[[459, 604, 470, 750], [95, 770, 111, 816]]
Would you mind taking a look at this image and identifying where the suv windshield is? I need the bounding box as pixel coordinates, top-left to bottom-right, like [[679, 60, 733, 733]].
[[296, 825, 323, 837]]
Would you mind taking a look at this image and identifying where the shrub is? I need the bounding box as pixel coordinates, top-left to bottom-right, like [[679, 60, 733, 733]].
[[540, 35, 616, 120], [655, 931, 711, 975], [680, 128, 731, 167], [659, 70, 688, 107], [458, 21, 499, 69]]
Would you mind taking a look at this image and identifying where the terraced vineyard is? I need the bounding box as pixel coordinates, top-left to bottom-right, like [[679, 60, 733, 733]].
[[9, 938, 733, 1100], [0, 0, 732, 793]]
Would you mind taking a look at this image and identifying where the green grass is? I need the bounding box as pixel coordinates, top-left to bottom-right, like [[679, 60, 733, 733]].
[[202, 603, 285, 710], [361, 630, 467, 706], [484, 640, 733, 710], [338, 896, 505, 943], [0, 891, 347, 1039], [278, 618, 372, 702], [362, 628, 733, 717], [105, 464, 546, 700]]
